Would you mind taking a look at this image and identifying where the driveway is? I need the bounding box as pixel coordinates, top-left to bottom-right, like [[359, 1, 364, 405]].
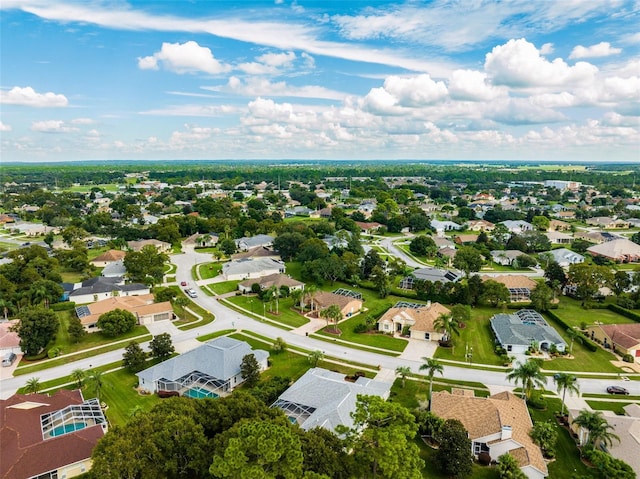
[[399, 338, 437, 361]]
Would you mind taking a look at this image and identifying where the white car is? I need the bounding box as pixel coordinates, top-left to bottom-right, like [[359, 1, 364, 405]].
[[184, 288, 197, 298]]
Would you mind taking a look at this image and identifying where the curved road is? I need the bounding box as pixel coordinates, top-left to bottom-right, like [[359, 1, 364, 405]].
[[1, 247, 638, 401]]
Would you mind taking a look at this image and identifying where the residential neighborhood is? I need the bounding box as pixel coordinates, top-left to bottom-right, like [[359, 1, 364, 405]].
[[1, 162, 639, 479]]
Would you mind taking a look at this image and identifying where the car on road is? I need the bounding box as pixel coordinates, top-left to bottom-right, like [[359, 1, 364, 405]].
[[180, 281, 187, 286], [184, 288, 197, 298], [606, 385, 630, 395]]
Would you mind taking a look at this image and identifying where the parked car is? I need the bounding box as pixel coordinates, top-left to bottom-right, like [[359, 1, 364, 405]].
[[606, 386, 629, 395]]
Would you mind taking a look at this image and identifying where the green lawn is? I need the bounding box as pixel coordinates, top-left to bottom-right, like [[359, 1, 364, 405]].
[[316, 314, 408, 353], [195, 262, 223, 280], [528, 398, 599, 478], [585, 400, 636, 415], [197, 329, 236, 342], [434, 307, 505, 366], [208, 280, 240, 295], [227, 295, 309, 328], [554, 297, 636, 328]]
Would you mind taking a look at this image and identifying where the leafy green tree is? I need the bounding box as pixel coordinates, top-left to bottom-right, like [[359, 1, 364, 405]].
[[565, 327, 582, 355], [123, 245, 168, 285], [96, 308, 136, 337], [299, 426, 355, 479], [371, 265, 391, 298], [154, 286, 178, 303], [573, 410, 620, 449], [450, 304, 471, 324], [13, 307, 59, 356], [530, 420, 557, 459], [544, 260, 567, 287], [567, 263, 613, 304], [28, 279, 63, 308], [506, 359, 547, 401], [409, 235, 437, 257], [453, 246, 483, 277], [150, 332, 175, 360], [361, 249, 385, 279], [529, 282, 553, 312], [240, 353, 261, 388], [479, 280, 510, 306], [496, 453, 527, 479], [67, 315, 87, 343], [123, 341, 147, 372], [24, 377, 41, 394], [338, 395, 424, 479], [612, 270, 631, 295], [554, 373, 580, 415], [531, 215, 550, 232], [420, 357, 444, 406], [273, 232, 307, 261], [435, 419, 473, 478], [582, 449, 635, 479], [271, 337, 288, 354], [210, 420, 308, 479], [395, 366, 411, 388], [71, 368, 85, 389]]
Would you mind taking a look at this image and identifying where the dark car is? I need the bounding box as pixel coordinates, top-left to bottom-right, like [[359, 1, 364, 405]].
[[180, 281, 187, 286], [606, 386, 630, 395]]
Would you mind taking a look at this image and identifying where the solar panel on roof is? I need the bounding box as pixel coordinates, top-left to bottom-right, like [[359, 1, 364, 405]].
[[393, 301, 427, 309], [75, 305, 90, 318]]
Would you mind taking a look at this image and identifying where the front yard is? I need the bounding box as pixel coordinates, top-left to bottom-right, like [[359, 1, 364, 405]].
[[226, 295, 310, 328]]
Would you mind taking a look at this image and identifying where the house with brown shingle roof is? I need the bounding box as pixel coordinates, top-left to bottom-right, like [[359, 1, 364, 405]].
[[238, 273, 304, 294], [377, 301, 451, 341], [586, 323, 640, 361], [312, 291, 362, 319], [90, 249, 126, 267], [127, 239, 171, 252], [431, 390, 548, 479], [0, 390, 107, 479], [75, 293, 174, 330]]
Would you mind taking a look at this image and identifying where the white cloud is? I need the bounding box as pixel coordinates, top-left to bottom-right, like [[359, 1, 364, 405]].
[[31, 120, 78, 133], [600, 112, 640, 127], [383, 74, 448, 107], [569, 42, 621, 59], [70, 117, 94, 124], [601, 75, 640, 101], [448, 69, 505, 101], [485, 38, 598, 88], [0, 121, 12, 131], [256, 51, 296, 68], [487, 98, 566, 125], [139, 104, 239, 117], [0, 86, 68, 107], [204, 77, 347, 100], [540, 43, 554, 55], [138, 41, 230, 75]]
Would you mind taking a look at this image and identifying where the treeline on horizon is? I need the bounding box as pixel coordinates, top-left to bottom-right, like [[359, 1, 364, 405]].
[[2, 160, 638, 190]]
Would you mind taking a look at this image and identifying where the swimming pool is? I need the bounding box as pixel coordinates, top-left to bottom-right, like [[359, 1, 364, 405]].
[[50, 422, 87, 437], [183, 386, 218, 399]]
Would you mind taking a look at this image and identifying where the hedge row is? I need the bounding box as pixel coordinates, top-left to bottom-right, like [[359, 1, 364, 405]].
[[606, 304, 640, 323], [544, 310, 599, 352], [51, 301, 76, 311]]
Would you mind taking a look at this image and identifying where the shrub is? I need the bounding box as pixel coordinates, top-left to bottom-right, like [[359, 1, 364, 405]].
[[157, 390, 179, 398], [607, 304, 640, 323], [353, 323, 368, 333], [528, 391, 546, 410], [477, 452, 492, 466], [616, 295, 637, 310], [51, 302, 76, 311], [622, 354, 634, 363]]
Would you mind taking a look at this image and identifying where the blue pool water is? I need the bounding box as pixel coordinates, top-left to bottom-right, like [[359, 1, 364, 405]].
[[50, 422, 87, 437], [184, 387, 218, 399]]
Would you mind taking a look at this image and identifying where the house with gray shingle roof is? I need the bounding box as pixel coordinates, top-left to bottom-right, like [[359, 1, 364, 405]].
[[545, 248, 584, 267], [137, 337, 268, 395], [68, 277, 150, 304], [272, 368, 391, 433], [490, 310, 566, 354], [235, 234, 274, 251], [222, 257, 286, 281], [399, 267, 462, 289]]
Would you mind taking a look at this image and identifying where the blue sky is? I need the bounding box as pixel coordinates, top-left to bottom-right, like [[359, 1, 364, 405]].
[[1, 0, 638, 162]]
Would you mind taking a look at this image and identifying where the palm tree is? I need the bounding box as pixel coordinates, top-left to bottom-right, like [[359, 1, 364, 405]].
[[554, 373, 580, 416], [174, 296, 189, 317], [320, 304, 343, 332], [433, 313, 461, 353], [305, 285, 317, 313], [87, 370, 104, 404], [573, 410, 620, 449], [565, 327, 582, 355], [506, 359, 547, 401], [419, 357, 444, 408], [71, 368, 85, 389], [308, 350, 323, 367], [290, 289, 304, 311], [24, 377, 41, 394], [395, 366, 411, 388], [0, 298, 10, 320]]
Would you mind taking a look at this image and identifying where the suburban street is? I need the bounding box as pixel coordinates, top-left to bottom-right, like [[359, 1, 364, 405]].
[[2, 245, 638, 407]]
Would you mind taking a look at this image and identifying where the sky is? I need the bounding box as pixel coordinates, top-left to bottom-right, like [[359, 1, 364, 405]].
[[1, 0, 639, 163]]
